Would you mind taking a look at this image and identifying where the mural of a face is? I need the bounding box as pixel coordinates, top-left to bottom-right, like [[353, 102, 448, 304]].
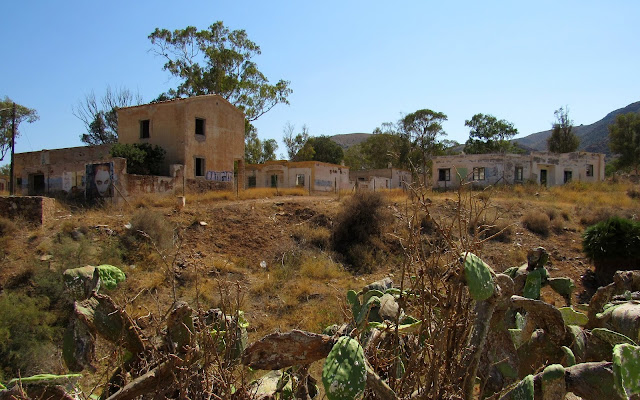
[[94, 165, 111, 197]]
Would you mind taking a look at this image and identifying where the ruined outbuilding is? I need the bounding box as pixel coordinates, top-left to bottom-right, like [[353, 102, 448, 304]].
[[349, 168, 411, 191], [431, 152, 605, 189], [245, 161, 350, 193]]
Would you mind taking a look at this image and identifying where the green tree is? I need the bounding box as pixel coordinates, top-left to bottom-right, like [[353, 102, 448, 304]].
[[149, 22, 292, 122], [245, 123, 278, 164], [464, 113, 518, 154], [110, 143, 166, 175], [547, 106, 579, 153], [343, 144, 365, 170], [359, 133, 409, 169], [0, 97, 39, 161], [400, 109, 448, 184], [609, 111, 640, 174], [296, 136, 344, 164], [73, 86, 142, 145], [283, 122, 310, 160], [0, 163, 9, 176]]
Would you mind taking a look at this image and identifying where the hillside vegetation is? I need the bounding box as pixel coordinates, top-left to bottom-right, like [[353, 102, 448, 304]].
[[0, 181, 639, 398]]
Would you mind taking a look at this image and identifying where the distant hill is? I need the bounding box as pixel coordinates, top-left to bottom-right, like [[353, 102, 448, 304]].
[[515, 101, 640, 155], [329, 133, 371, 150]]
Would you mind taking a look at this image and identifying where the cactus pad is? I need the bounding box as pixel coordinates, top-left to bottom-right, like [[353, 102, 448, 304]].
[[322, 336, 367, 400], [592, 328, 637, 347], [613, 343, 640, 399], [95, 264, 126, 290], [523, 269, 545, 300], [561, 346, 576, 366], [346, 290, 361, 320], [461, 252, 495, 301], [559, 307, 588, 326], [510, 374, 535, 400]]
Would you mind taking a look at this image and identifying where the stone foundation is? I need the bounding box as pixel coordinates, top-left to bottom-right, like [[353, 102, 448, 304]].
[[0, 196, 56, 225]]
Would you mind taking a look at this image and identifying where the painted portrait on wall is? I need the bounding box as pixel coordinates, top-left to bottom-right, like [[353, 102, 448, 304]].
[[86, 162, 114, 200]]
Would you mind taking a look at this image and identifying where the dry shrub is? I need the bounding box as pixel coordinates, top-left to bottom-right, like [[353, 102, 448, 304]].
[[122, 209, 176, 260], [331, 191, 393, 273], [578, 207, 617, 226], [551, 218, 565, 234], [291, 224, 330, 250], [483, 220, 514, 242], [627, 186, 640, 200], [0, 217, 17, 238], [522, 211, 550, 236]]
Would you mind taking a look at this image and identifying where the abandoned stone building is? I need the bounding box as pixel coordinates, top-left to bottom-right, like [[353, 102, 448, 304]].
[[431, 151, 605, 189], [117, 94, 244, 183], [245, 160, 350, 193], [12, 95, 245, 201]]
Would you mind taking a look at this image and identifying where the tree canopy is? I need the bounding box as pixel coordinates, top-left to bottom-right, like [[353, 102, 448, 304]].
[[110, 143, 166, 175], [245, 122, 278, 164], [295, 136, 344, 165], [73, 86, 142, 145], [547, 106, 579, 153], [464, 113, 518, 154], [400, 109, 448, 183], [149, 22, 292, 121], [0, 97, 39, 161], [283, 122, 310, 160], [608, 111, 640, 174]]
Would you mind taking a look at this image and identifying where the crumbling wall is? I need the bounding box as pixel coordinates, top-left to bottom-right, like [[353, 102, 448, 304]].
[[0, 196, 56, 225]]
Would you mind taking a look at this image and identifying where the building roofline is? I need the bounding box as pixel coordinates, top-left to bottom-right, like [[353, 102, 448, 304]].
[[117, 94, 245, 118], [14, 143, 114, 156], [245, 160, 349, 169]]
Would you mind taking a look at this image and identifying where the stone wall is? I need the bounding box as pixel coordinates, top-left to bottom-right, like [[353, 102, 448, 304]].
[[0, 196, 56, 225]]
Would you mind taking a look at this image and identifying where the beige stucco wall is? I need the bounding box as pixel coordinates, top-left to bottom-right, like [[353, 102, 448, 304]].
[[349, 168, 412, 190], [118, 95, 245, 180], [432, 152, 605, 189], [245, 161, 350, 192], [13, 145, 114, 195]]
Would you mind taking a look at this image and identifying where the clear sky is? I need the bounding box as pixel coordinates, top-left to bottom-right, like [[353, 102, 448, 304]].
[[1, 1, 639, 165]]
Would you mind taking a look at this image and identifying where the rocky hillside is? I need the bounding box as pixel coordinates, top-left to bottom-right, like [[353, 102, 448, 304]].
[[515, 101, 640, 155], [329, 132, 371, 149]]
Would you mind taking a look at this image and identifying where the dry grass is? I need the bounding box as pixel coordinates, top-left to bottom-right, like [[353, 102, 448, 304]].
[[522, 211, 550, 236], [291, 224, 331, 249]]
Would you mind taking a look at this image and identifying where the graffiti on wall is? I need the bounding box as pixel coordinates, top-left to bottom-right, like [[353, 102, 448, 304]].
[[86, 162, 114, 200], [206, 171, 233, 182], [315, 179, 332, 187]]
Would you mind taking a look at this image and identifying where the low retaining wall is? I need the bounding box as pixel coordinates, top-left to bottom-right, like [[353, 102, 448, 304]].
[[0, 196, 56, 225]]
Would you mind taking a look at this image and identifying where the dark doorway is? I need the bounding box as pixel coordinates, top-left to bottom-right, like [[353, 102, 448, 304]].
[[540, 169, 547, 186], [270, 174, 278, 188], [29, 173, 45, 195]]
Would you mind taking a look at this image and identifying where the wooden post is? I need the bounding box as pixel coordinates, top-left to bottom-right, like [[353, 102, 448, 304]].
[[9, 103, 16, 195]]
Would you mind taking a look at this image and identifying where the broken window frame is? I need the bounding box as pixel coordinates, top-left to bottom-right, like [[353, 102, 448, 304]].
[[296, 174, 305, 186], [586, 164, 594, 177], [514, 166, 524, 182], [472, 167, 485, 181], [438, 168, 451, 182]]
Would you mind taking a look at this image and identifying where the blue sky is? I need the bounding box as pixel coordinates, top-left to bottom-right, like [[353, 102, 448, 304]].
[[1, 1, 639, 164]]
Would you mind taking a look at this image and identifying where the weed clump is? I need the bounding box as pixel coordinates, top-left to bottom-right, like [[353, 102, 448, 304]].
[[522, 211, 550, 236], [331, 192, 393, 273], [122, 209, 175, 261]]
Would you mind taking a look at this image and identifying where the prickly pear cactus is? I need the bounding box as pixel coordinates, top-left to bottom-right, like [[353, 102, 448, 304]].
[[95, 264, 126, 290], [522, 268, 548, 300], [322, 336, 366, 400], [346, 290, 361, 319], [541, 364, 566, 400], [559, 307, 588, 326], [613, 343, 640, 399], [510, 374, 534, 400], [461, 252, 495, 301]]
